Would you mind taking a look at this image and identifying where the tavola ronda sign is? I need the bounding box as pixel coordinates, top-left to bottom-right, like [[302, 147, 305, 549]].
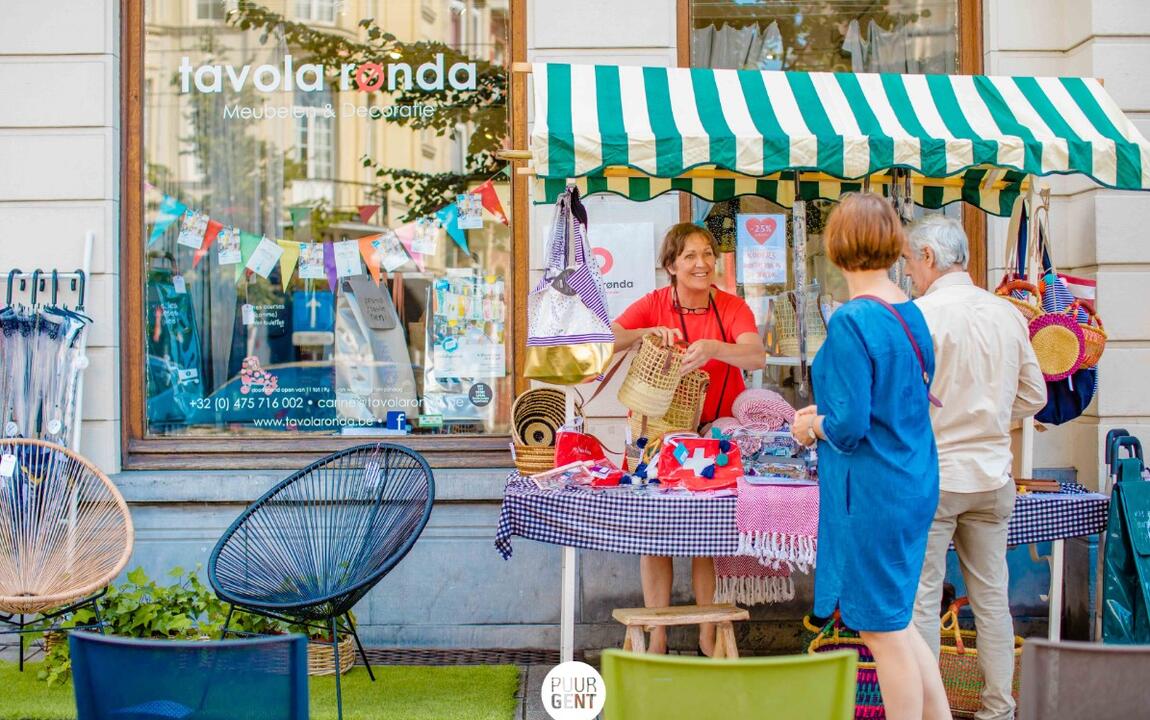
[[178, 53, 479, 119]]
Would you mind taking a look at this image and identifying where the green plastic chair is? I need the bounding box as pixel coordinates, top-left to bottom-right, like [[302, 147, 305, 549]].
[[600, 649, 857, 720]]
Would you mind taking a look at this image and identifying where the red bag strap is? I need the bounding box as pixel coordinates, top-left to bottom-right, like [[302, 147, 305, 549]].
[[855, 295, 942, 409]]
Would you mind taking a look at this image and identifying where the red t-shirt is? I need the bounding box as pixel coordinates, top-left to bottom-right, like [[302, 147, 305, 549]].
[[615, 286, 758, 423]]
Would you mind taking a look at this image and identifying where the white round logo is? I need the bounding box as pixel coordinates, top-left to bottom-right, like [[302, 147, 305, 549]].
[[541, 661, 606, 720]]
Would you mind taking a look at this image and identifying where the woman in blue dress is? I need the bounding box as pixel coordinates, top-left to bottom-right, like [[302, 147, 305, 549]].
[[790, 193, 949, 720]]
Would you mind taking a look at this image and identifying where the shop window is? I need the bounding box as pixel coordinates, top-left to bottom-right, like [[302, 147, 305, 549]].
[[295, 0, 336, 23], [196, 0, 228, 21], [137, 0, 514, 453], [688, 0, 963, 404]]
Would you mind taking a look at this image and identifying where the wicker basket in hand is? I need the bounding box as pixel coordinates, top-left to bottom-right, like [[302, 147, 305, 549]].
[[617, 334, 684, 419], [628, 370, 710, 442], [938, 599, 1022, 717]]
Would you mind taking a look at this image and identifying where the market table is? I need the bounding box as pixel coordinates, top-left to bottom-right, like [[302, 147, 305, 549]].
[[495, 473, 1109, 661]]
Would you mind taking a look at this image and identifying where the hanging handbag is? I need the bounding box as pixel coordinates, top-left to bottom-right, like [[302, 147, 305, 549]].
[[524, 187, 615, 384]]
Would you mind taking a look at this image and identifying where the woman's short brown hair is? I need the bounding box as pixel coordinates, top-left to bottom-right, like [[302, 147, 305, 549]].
[[824, 192, 904, 272], [659, 223, 720, 277]]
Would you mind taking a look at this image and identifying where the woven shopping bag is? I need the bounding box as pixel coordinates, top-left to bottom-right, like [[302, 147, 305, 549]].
[[617, 334, 685, 418], [525, 187, 615, 385], [938, 598, 1023, 717], [805, 615, 883, 719]]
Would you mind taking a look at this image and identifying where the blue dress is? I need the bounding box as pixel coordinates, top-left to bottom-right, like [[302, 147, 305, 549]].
[[811, 299, 940, 632]]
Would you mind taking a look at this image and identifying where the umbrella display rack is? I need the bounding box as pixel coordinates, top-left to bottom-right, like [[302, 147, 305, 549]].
[[0, 231, 94, 453]]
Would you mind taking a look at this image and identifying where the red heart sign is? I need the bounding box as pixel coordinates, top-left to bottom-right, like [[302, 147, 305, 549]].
[[745, 217, 778, 244]]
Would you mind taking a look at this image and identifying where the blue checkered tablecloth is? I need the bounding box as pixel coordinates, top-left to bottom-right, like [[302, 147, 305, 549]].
[[495, 473, 1109, 559]]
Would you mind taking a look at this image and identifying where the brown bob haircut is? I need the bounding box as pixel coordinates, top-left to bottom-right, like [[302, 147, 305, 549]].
[[824, 192, 905, 272], [659, 223, 720, 280]]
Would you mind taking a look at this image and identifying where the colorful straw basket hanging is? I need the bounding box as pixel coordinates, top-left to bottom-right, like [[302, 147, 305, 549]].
[[805, 615, 884, 719], [1073, 301, 1107, 369], [617, 334, 684, 419], [938, 599, 1023, 718], [627, 370, 710, 442], [995, 279, 1044, 322], [1029, 305, 1086, 382]]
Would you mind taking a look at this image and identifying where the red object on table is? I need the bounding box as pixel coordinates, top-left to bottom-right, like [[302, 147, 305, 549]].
[[657, 437, 743, 491], [555, 430, 624, 487]]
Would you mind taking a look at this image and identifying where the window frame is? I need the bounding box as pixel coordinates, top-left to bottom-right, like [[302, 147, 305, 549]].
[[675, 0, 987, 285], [120, 0, 528, 470]]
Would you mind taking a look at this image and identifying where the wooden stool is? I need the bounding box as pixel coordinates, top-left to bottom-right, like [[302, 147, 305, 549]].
[[612, 604, 750, 658]]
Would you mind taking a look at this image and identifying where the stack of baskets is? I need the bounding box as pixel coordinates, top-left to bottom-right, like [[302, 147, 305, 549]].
[[511, 388, 568, 475], [995, 281, 1108, 380]]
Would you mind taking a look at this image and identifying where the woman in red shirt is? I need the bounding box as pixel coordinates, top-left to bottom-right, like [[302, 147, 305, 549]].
[[613, 223, 765, 655]]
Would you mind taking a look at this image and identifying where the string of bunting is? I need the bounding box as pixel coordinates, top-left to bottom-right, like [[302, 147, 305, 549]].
[[144, 170, 510, 289]]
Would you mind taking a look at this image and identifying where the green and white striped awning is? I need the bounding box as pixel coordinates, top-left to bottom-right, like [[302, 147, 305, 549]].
[[530, 63, 1150, 213]]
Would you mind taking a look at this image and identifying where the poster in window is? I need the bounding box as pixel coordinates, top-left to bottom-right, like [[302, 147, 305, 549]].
[[177, 210, 209, 249], [587, 222, 656, 318], [298, 243, 326, 280], [245, 236, 284, 279], [333, 239, 364, 277], [371, 230, 410, 273], [736, 213, 787, 285], [456, 193, 484, 230], [216, 227, 242, 265], [412, 218, 439, 255]]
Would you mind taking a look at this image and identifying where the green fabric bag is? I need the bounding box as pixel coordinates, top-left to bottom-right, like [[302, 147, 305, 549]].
[[1103, 438, 1150, 644]]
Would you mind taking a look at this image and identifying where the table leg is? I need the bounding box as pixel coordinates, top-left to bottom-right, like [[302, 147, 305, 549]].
[[561, 545, 577, 663], [1049, 539, 1064, 642]]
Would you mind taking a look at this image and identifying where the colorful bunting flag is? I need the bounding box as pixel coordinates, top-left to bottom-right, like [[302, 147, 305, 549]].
[[357, 204, 380, 224], [322, 240, 338, 291], [394, 223, 425, 271], [435, 203, 470, 256], [149, 194, 187, 246], [476, 180, 509, 225], [277, 240, 301, 290], [193, 220, 224, 269], [358, 235, 384, 285], [288, 206, 313, 228]]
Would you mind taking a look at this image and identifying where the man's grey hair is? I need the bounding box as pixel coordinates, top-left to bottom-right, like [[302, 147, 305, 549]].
[[907, 214, 969, 271]]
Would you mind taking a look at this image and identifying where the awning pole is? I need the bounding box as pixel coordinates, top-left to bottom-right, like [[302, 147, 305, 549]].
[[792, 171, 810, 404]]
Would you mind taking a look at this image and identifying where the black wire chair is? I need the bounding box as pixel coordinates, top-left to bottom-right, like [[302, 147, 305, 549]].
[[208, 444, 434, 719]]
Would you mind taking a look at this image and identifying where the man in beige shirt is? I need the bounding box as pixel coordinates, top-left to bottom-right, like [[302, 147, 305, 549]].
[[904, 215, 1047, 720]]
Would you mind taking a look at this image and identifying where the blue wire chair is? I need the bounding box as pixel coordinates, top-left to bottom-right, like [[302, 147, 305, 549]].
[[70, 632, 309, 720], [208, 444, 434, 719]]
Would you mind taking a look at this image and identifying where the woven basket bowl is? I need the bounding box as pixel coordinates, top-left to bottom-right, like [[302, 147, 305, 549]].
[[513, 444, 556, 475], [617, 335, 683, 418], [308, 634, 355, 676], [512, 388, 568, 447], [939, 629, 1022, 717], [1030, 311, 1086, 382]]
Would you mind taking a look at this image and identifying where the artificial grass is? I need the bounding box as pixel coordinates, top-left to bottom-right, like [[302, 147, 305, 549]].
[[0, 662, 520, 720]]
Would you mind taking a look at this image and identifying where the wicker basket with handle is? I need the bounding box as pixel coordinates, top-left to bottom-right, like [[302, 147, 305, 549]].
[[617, 334, 684, 419], [805, 614, 884, 719], [628, 370, 710, 442], [1072, 301, 1107, 369], [995, 279, 1043, 323], [512, 444, 556, 476], [938, 598, 1022, 717]]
